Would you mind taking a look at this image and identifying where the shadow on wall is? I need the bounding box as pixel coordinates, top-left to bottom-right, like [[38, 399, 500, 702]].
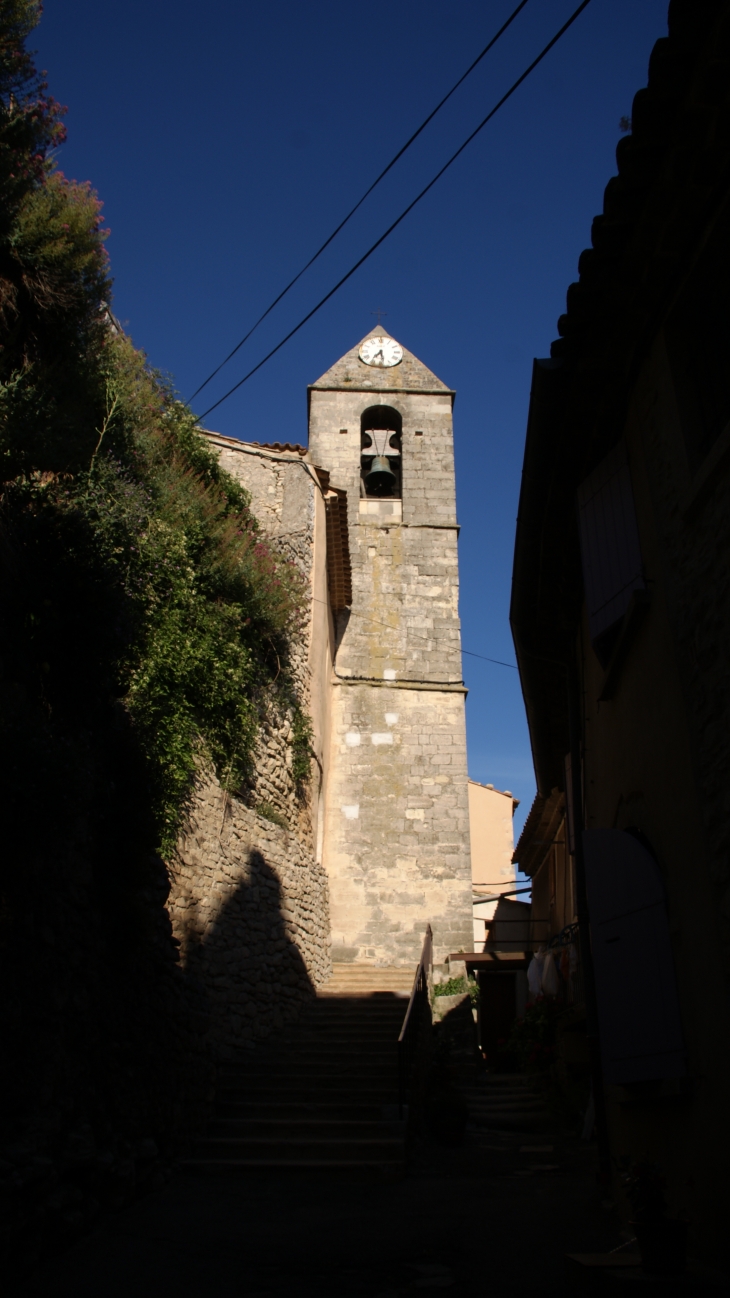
[[185, 849, 317, 1059], [169, 772, 332, 1059], [0, 496, 327, 1264]]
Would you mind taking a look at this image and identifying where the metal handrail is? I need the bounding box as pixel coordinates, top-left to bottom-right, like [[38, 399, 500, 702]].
[[397, 924, 433, 1118]]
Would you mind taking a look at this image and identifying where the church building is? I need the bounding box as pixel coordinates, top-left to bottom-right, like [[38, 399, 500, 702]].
[[308, 328, 474, 967], [186, 328, 473, 1000]]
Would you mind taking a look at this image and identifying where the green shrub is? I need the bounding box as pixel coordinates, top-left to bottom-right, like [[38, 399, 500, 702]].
[[0, 4, 311, 860], [256, 803, 289, 829], [290, 706, 314, 786], [433, 975, 479, 1006]]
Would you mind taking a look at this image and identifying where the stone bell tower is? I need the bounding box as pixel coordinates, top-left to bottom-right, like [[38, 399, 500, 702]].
[[309, 328, 473, 966]]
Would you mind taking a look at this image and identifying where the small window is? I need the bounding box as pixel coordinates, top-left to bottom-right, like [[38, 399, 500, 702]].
[[665, 210, 730, 470], [577, 443, 645, 663], [360, 405, 402, 499]]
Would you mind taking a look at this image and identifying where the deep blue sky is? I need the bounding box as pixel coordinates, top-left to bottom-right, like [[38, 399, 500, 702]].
[[36, 0, 668, 843]]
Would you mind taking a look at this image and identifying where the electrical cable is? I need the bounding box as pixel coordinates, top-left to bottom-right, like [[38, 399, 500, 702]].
[[473, 886, 532, 898], [463, 649, 518, 669], [197, 0, 594, 420], [309, 594, 517, 670], [187, 0, 531, 403]]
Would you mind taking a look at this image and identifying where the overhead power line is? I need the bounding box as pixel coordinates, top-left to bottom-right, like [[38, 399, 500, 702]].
[[463, 649, 518, 669], [197, 0, 594, 420], [188, 0, 532, 403]]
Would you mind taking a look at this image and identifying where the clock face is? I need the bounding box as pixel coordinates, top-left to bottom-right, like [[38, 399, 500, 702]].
[[359, 336, 403, 368]]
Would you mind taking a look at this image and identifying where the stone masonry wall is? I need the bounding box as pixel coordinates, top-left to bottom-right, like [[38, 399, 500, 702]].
[[337, 519, 462, 685], [325, 683, 473, 967], [169, 769, 331, 1056], [166, 437, 332, 1053], [1, 802, 215, 1263], [308, 387, 458, 537], [205, 436, 321, 838]]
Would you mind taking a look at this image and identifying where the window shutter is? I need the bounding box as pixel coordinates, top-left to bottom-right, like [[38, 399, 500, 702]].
[[577, 445, 645, 642], [583, 829, 685, 1085]]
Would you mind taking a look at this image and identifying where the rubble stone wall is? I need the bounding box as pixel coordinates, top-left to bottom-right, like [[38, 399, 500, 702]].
[[204, 436, 322, 839], [166, 439, 333, 1052], [169, 769, 331, 1055]]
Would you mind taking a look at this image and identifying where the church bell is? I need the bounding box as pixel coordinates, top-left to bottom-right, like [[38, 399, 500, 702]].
[[364, 455, 397, 497]]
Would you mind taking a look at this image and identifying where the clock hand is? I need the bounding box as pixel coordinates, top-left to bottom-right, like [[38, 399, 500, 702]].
[[373, 349, 384, 362]]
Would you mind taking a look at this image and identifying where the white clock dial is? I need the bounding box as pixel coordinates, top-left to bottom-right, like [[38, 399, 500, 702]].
[[359, 336, 403, 368]]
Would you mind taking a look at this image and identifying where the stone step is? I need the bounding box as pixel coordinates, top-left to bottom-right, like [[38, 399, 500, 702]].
[[328, 964, 414, 981], [218, 1067, 398, 1086], [465, 1099, 547, 1114], [315, 994, 409, 1005], [310, 995, 407, 1006], [469, 1114, 550, 1131], [219, 1064, 398, 1082], [317, 979, 412, 987], [320, 992, 411, 1001], [194, 968, 409, 1178], [306, 1004, 407, 1016], [236, 1021, 404, 1040], [217, 1089, 398, 1108], [219, 1057, 398, 1079], [467, 1106, 549, 1127], [220, 1043, 398, 1064], [319, 984, 410, 993], [465, 1105, 545, 1116], [225, 1051, 398, 1070], [466, 1085, 536, 1096], [207, 1117, 402, 1139], [322, 968, 412, 977], [217, 1080, 399, 1100], [193, 1135, 404, 1160], [474, 1078, 532, 1089], [309, 1001, 407, 1011], [181, 1157, 404, 1176], [322, 974, 410, 983], [463, 1097, 546, 1112], [294, 1032, 402, 1044], [216, 1100, 399, 1121], [306, 1005, 407, 1019], [318, 979, 412, 989], [304, 1006, 406, 1018]]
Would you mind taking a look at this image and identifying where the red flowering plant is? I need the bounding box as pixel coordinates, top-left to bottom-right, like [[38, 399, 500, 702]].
[[0, 2, 67, 229], [499, 996, 563, 1074], [0, 2, 311, 857]]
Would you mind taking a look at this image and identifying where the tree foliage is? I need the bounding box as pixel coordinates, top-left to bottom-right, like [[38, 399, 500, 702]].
[[0, 1, 66, 228], [0, 1, 308, 859]]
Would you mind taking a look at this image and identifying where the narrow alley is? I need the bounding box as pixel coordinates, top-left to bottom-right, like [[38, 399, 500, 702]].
[[10, 969, 646, 1298]]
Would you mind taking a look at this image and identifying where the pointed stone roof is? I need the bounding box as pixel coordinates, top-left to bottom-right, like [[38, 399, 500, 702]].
[[309, 327, 454, 398]]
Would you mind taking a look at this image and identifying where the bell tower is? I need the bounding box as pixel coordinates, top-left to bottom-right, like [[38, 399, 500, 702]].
[[309, 328, 473, 966]]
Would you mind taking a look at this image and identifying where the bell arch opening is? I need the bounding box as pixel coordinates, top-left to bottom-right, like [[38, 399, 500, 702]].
[[360, 406, 402, 498]]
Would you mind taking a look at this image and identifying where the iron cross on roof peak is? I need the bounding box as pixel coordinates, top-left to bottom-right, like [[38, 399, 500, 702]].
[[371, 308, 387, 326]]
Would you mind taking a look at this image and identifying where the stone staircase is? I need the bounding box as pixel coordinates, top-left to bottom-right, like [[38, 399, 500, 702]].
[[184, 965, 415, 1175], [462, 1072, 550, 1132]]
